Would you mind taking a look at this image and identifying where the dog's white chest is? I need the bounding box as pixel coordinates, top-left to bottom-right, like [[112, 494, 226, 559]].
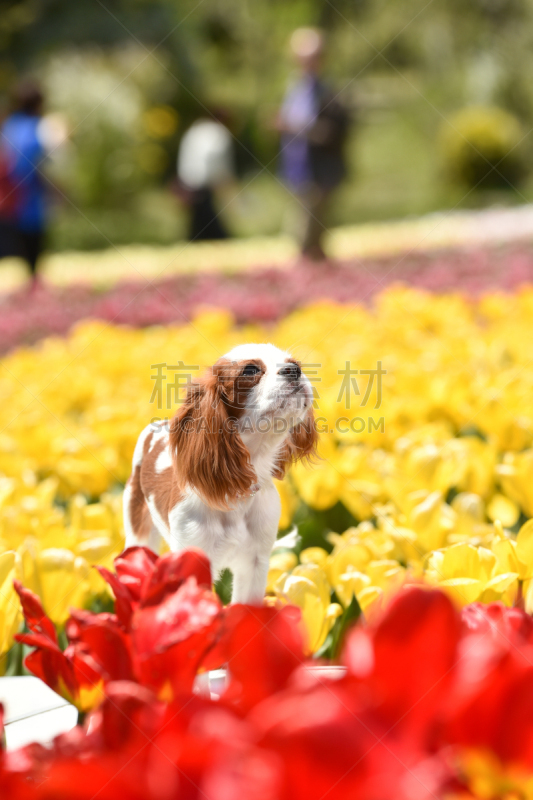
[[166, 482, 279, 574]]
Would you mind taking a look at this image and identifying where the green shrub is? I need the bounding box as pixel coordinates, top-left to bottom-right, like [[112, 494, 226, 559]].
[[440, 105, 525, 189]]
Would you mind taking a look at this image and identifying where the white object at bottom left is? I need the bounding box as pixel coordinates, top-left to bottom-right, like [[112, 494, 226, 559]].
[[0, 676, 78, 750]]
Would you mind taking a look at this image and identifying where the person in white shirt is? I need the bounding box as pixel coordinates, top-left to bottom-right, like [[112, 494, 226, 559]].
[[177, 112, 234, 241]]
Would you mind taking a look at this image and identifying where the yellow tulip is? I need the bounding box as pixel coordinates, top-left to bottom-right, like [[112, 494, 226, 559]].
[[326, 542, 371, 589], [381, 524, 421, 564], [438, 578, 483, 607], [497, 451, 533, 518], [78, 502, 115, 532], [291, 462, 342, 510], [487, 493, 520, 527], [359, 529, 396, 560], [450, 492, 485, 539], [522, 577, 533, 615], [274, 479, 299, 531], [291, 564, 331, 608], [491, 522, 525, 578], [516, 518, 533, 579], [299, 547, 329, 568], [6, 290, 533, 642], [340, 481, 379, 520], [266, 568, 287, 594], [366, 560, 406, 593], [269, 551, 298, 573], [357, 585, 383, 614], [407, 491, 449, 552], [36, 549, 91, 625], [0, 551, 22, 669], [277, 574, 341, 655], [292, 437, 342, 510], [335, 570, 371, 608], [76, 537, 118, 594], [480, 572, 519, 605], [428, 543, 487, 605], [19, 542, 39, 594]]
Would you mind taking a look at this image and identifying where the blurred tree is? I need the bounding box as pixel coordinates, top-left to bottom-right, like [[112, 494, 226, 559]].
[[1, 0, 533, 250]]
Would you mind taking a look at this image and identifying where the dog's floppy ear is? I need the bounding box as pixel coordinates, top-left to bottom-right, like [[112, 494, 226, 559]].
[[169, 370, 256, 510], [272, 407, 319, 480]]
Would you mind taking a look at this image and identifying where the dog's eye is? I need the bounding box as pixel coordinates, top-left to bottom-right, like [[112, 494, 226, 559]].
[[242, 364, 260, 377]]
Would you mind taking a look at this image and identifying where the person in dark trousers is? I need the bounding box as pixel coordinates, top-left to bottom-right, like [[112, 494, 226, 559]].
[[278, 28, 349, 262], [0, 80, 48, 286], [176, 110, 234, 242]]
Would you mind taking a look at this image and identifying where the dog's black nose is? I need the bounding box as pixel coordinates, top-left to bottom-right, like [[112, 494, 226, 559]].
[[279, 362, 302, 381]]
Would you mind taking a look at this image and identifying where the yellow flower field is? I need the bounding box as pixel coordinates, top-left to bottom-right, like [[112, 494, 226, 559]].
[[3, 285, 533, 660]]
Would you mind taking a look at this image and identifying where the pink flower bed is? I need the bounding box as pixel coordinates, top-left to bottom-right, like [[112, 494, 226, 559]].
[[1, 240, 533, 353]]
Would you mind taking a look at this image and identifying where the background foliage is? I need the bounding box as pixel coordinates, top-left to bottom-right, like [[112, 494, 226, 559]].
[[2, 0, 533, 251]]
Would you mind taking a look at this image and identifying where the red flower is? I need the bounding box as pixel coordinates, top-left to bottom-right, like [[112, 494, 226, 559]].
[[66, 609, 135, 683], [344, 587, 461, 742], [85, 681, 166, 752], [444, 628, 533, 766], [96, 546, 211, 630], [254, 588, 460, 800], [15, 552, 533, 800], [202, 604, 305, 712], [113, 546, 159, 601], [15, 548, 222, 708], [4, 682, 279, 800], [256, 679, 451, 800], [95, 546, 158, 629], [142, 548, 213, 607], [14, 581, 100, 711], [461, 600, 533, 644], [34, 682, 166, 800], [133, 576, 222, 697]]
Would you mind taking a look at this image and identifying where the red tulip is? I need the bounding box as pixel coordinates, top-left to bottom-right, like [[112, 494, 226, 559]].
[[66, 609, 135, 683], [35, 682, 165, 800], [0, 702, 40, 800], [343, 587, 461, 742], [14, 549, 222, 711], [444, 632, 533, 766], [461, 601, 533, 645], [254, 588, 460, 800], [202, 604, 305, 712], [256, 679, 449, 800], [95, 546, 159, 630], [14, 581, 88, 708], [14, 548, 533, 800], [87, 681, 165, 752], [113, 546, 159, 601], [95, 546, 212, 630], [13, 582, 136, 712], [141, 548, 212, 607], [133, 576, 222, 697], [10, 683, 279, 800]]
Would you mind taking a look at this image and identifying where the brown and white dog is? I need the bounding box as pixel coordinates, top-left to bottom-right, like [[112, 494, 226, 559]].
[[123, 343, 317, 604]]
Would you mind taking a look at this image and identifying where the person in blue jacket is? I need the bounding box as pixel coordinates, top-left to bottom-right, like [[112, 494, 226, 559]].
[[277, 29, 349, 263], [0, 80, 48, 285]]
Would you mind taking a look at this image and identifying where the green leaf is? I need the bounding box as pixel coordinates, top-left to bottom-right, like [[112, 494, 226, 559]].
[[214, 568, 233, 606], [329, 594, 362, 660]]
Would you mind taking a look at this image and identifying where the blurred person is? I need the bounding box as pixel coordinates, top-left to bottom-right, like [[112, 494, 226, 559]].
[[0, 80, 49, 286], [277, 28, 349, 262], [177, 109, 234, 241]]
